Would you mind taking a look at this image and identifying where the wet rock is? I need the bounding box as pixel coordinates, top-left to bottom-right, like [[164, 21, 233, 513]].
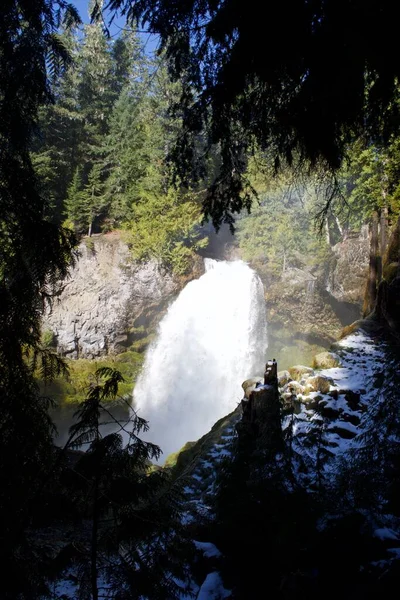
[[313, 351, 342, 369], [278, 370, 291, 387], [302, 395, 322, 411], [306, 375, 333, 394], [242, 377, 263, 399], [289, 365, 315, 381], [282, 380, 305, 395], [328, 227, 370, 304]]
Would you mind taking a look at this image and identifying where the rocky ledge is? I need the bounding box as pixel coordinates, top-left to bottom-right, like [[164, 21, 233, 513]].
[[43, 232, 201, 358]]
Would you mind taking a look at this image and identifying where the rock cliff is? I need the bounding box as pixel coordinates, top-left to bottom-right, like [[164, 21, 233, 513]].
[[327, 225, 370, 304], [43, 232, 201, 358], [258, 228, 370, 368]]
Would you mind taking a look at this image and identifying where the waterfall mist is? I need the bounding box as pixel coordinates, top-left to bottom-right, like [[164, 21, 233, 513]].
[[132, 259, 268, 461]]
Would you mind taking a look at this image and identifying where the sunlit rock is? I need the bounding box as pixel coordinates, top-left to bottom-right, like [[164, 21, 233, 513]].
[[289, 365, 314, 381], [282, 380, 305, 395], [242, 377, 263, 399], [313, 351, 342, 369], [306, 375, 333, 394], [278, 370, 291, 387]]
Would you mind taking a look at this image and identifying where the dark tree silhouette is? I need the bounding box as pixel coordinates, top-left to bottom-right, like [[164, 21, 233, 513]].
[[104, 0, 400, 228], [0, 2, 79, 596]]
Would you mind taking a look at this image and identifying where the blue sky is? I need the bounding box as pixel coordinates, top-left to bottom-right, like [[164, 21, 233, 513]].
[[72, 0, 159, 54]]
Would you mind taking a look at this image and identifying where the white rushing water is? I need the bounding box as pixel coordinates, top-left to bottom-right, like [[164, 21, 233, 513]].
[[132, 259, 268, 461]]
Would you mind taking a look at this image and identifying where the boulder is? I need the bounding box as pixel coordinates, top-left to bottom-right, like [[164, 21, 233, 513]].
[[289, 365, 314, 381], [313, 351, 342, 369], [278, 370, 291, 387], [282, 394, 302, 414], [282, 380, 305, 396], [344, 390, 361, 410], [306, 375, 333, 394], [318, 402, 340, 419], [328, 425, 357, 440], [242, 377, 263, 399], [302, 395, 322, 411]]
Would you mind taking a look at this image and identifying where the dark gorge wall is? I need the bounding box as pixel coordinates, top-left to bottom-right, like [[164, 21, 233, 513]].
[[254, 229, 370, 368]]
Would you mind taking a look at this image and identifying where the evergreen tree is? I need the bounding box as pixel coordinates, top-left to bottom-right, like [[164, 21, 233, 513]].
[[31, 26, 83, 223], [63, 368, 193, 600], [110, 28, 143, 98], [104, 59, 208, 272], [78, 15, 115, 170], [0, 1, 79, 596], [65, 163, 108, 236], [64, 167, 86, 230], [106, 1, 400, 228], [236, 167, 330, 277]]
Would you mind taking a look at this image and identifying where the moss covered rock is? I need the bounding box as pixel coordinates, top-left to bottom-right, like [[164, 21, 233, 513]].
[[278, 370, 291, 387], [282, 380, 305, 395], [288, 365, 314, 381], [313, 351, 342, 369], [306, 375, 333, 394]]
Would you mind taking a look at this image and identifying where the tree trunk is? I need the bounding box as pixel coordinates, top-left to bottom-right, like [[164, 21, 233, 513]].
[[380, 205, 388, 269], [363, 211, 379, 317], [397, 216, 400, 277], [91, 414, 100, 600], [91, 473, 99, 600]]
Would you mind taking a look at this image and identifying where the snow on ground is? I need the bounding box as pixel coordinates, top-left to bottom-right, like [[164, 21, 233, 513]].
[[181, 416, 239, 524], [177, 417, 239, 598], [51, 328, 398, 598], [178, 327, 400, 594], [284, 329, 391, 460]]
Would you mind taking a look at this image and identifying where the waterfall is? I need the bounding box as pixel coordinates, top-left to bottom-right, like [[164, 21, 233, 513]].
[[132, 259, 268, 461]]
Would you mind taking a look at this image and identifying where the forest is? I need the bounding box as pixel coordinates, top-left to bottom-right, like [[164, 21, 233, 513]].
[[1, 0, 400, 598]]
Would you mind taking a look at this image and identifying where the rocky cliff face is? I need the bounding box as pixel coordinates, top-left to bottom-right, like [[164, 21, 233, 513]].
[[43, 232, 201, 358], [327, 225, 370, 304], [258, 228, 370, 368]]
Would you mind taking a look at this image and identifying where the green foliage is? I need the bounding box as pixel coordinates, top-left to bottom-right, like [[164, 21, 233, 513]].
[[32, 21, 208, 271], [107, 1, 400, 229], [105, 62, 209, 272], [164, 441, 197, 468], [64, 167, 86, 230], [125, 187, 207, 274], [0, 4, 80, 596], [337, 137, 400, 229], [236, 169, 330, 276], [41, 328, 56, 349], [63, 367, 194, 599], [39, 351, 145, 404]]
